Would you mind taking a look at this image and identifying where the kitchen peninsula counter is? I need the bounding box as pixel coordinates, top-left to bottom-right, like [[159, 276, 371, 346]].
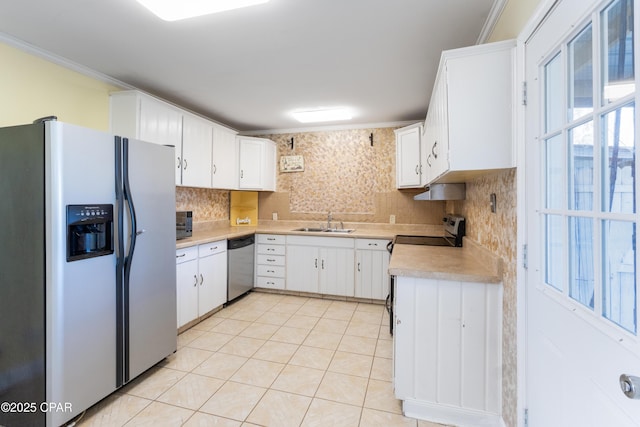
[[388, 238, 502, 283]]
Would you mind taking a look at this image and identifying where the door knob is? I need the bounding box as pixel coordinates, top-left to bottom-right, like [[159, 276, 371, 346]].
[[620, 374, 640, 399]]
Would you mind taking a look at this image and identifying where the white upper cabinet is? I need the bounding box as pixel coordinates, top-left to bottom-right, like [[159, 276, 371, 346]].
[[181, 113, 213, 188], [111, 91, 183, 185], [395, 123, 423, 188], [237, 136, 276, 191], [422, 39, 516, 184], [110, 90, 240, 190], [211, 125, 238, 189], [110, 90, 183, 146]]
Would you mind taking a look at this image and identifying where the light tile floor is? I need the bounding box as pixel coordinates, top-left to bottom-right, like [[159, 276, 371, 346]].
[[77, 291, 448, 427]]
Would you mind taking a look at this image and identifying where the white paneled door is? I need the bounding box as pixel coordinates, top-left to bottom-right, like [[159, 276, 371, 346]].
[[525, 0, 640, 425]]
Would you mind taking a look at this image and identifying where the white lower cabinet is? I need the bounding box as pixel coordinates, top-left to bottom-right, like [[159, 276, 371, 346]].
[[255, 234, 286, 290], [393, 276, 503, 426], [176, 240, 227, 329], [355, 238, 391, 300], [176, 246, 198, 328], [286, 235, 355, 296]]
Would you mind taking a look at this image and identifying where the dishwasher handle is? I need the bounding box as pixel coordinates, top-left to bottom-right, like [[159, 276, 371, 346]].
[[228, 235, 255, 250]]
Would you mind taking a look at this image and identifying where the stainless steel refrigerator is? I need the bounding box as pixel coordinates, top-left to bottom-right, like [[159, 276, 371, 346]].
[[0, 119, 177, 426]]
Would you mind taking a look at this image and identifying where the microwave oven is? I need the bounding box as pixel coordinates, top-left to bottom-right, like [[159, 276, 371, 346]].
[[176, 211, 192, 240]]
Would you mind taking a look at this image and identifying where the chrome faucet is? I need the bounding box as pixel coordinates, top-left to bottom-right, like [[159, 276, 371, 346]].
[[326, 211, 333, 230]]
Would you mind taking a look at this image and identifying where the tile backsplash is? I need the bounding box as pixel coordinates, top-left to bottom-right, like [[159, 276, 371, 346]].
[[257, 127, 445, 225], [175, 187, 229, 222]]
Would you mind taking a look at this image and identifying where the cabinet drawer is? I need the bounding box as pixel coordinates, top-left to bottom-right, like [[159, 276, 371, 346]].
[[257, 265, 285, 277], [198, 240, 227, 257], [256, 276, 285, 290], [356, 238, 391, 250], [257, 244, 286, 255], [257, 234, 285, 245], [257, 254, 285, 266], [176, 246, 198, 264]]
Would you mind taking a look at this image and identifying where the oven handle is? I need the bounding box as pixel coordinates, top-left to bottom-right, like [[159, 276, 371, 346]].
[[385, 293, 391, 315]]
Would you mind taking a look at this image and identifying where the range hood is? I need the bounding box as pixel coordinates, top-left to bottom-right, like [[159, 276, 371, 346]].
[[414, 183, 466, 201]]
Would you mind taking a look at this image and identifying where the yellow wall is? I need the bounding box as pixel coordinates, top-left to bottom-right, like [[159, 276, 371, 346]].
[[488, 0, 542, 42], [0, 41, 120, 130]]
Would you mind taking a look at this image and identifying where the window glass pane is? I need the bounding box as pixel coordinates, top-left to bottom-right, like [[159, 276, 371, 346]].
[[602, 0, 635, 104], [602, 103, 636, 213], [545, 54, 563, 132], [569, 25, 593, 120], [569, 217, 595, 309], [545, 214, 564, 290], [602, 220, 637, 333], [569, 121, 594, 210], [545, 134, 564, 209]]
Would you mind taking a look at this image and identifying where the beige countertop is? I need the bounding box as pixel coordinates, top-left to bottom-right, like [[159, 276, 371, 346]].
[[176, 221, 443, 249], [176, 220, 502, 284], [388, 238, 503, 283]]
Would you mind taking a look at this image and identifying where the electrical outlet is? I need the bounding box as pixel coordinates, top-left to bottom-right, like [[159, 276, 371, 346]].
[[390, 215, 396, 224], [272, 212, 278, 221]]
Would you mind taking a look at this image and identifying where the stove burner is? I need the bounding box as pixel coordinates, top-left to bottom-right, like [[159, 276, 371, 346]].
[[392, 235, 454, 246]]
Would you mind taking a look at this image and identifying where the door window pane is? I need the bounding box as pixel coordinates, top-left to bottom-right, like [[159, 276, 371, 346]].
[[545, 53, 563, 132], [569, 217, 595, 309], [545, 134, 564, 209], [602, 220, 637, 333], [602, 0, 635, 104], [602, 103, 636, 213], [569, 121, 594, 210], [569, 25, 594, 121], [545, 214, 564, 291]]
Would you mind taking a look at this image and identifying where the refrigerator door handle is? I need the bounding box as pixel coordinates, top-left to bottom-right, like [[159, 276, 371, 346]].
[[115, 137, 126, 388], [122, 138, 138, 383]]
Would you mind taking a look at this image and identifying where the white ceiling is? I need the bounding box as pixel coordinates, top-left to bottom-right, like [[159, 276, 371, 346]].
[[0, 0, 501, 133]]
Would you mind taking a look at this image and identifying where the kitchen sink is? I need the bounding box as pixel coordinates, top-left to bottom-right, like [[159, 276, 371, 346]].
[[292, 227, 355, 233]]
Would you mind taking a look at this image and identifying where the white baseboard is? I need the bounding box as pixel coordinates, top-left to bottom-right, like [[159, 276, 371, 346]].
[[402, 399, 503, 427]]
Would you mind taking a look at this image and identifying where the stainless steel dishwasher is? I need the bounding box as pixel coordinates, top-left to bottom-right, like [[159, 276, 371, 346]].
[[227, 234, 255, 302]]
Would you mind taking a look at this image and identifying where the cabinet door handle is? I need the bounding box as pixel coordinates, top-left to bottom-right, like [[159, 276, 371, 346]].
[[315, 258, 318, 268], [213, 164, 217, 174], [267, 248, 275, 251], [177, 157, 182, 169], [267, 270, 275, 273], [183, 158, 188, 170], [432, 141, 438, 159], [267, 258, 276, 262], [211, 246, 218, 251], [415, 165, 419, 175], [321, 260, 325, 269], [368, 243, 378, 247], [427, 154, 432, 167], [267, 281, 274, 285], [176, 253, 186, 258], [357, 262, 361, 272], [200, 274, 204, 285], [193, 275, 198, 287], [240, 170, 244, 178], [267, 237, 276, 241]]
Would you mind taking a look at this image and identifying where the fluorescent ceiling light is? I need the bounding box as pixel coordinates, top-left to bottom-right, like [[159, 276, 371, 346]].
[[292, 107, 353, 123], [136, 0, 270, 21]]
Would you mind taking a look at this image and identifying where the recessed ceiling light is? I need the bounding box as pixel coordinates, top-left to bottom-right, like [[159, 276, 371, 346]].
[[136, 0, 270, 21], [292, 107, 353, 123]]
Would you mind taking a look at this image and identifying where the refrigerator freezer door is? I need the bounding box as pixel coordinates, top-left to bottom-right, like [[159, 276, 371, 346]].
[[46, 122, 118, 427], [124, 139, 177, 381], [0, 124, 46, 427]]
